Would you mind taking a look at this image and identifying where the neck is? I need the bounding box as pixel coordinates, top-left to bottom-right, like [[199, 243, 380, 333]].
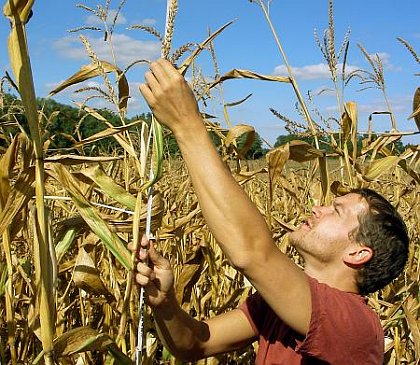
[[302, 257, 360, 294]]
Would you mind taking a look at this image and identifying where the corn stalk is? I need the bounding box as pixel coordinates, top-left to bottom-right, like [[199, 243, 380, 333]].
[[3, 1, 55, 364], [254, 0, 329, 202]]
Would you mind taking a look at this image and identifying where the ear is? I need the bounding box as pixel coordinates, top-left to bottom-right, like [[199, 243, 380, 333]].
[[342, 245, 373, 268]]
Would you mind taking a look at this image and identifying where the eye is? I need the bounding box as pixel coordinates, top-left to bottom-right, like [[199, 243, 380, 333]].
[[333, 204, 341, 216]]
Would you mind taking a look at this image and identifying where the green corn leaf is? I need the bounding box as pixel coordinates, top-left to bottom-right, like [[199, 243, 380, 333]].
[[142, 116, 164, 191]]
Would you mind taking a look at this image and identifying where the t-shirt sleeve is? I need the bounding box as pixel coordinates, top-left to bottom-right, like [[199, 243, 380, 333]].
[[238, 292, 266, 335], [297, 277, 384, 363]]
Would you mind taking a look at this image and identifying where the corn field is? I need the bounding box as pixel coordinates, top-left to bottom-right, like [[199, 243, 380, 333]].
[[0, 0, 419, 364]]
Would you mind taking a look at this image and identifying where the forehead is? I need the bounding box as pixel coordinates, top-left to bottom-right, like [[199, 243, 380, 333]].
[[335, 193, 368, 216]]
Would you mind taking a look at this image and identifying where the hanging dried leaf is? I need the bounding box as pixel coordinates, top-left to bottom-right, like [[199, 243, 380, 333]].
[[48, 60, 129, 113], [408, 87, 420, 131], [266, 143, 290, 187], [361, 134, 402, 156], [73, 247, 113, 298], [225, 124, 255, 157], [0, 134, 20, 207], [288, 140, 325, 162], [73, 119, 143, 148], [341, 101, 357, 142], [330, 181, 351, 196], [0, 167, 34, 238]]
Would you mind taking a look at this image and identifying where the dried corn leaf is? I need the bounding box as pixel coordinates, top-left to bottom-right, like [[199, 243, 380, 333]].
[[0, 134, 19, 207], [3, 0, 34, 23], [288, 140, 325, 162], [403, 298, 420, 360], [341, 102, 358, 141], [176, 263, 202, 304], [52, 164, 132, 270], [51, 326, 131, 364], [225, 93, 253, 107], [363, 156, 400, 181], [73, 247, 113, 298], [0, 167, 34, 238], [361, 134, 401, 156], [408, 87, 420, 131], [178, 20, 235, 76], [45, 155, 122, 165], [77, 165, 137, 210], [318, 156, 330, 201], [225, 124, 255, 156], [48, 60, 129, 113], [5, 0, 40, 146], [160, 205, 201, 235], [266, 143, 290, 187], [207, 69, 290, 92], [74, 119, 143, 148], [76, 103, 107, 122], [330, 181, 351, 196], [225, 124, 254, 147]]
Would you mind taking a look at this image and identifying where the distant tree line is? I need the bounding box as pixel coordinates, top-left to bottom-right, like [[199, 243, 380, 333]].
[[0, 93, 407, 159]]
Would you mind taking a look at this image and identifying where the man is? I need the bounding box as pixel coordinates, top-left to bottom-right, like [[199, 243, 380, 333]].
[[132, 58, 409, 364]]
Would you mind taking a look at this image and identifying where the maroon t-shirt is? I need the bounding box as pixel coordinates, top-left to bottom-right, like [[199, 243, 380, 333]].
[[239, 277, 384, 364]]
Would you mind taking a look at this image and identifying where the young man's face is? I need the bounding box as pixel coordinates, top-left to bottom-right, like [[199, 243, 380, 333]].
[[289, 193, 369, 263]]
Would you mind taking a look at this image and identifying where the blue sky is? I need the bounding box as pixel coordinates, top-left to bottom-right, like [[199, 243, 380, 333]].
[[1, 0, 419, 146]]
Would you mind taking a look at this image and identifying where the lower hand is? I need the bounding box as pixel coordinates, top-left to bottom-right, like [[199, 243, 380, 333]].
[[129, 235, 175, 308]]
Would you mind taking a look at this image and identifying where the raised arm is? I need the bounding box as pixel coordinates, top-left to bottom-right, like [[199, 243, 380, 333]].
[[139, 59, 312, 335]]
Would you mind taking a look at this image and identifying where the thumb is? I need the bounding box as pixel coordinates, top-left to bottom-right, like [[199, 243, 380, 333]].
[[148, 241, 170, 269]]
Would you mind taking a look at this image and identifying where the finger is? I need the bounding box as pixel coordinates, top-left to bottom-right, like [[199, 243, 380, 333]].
[[144, 69, 161, 93], [135, 272, 156, 287], [136, 261, 156, 279], [139, 82, 156, 107], [148, 242, 170, 269], [150, 59, 171, 83], [127, 240, 135, 252], [140, 234, 149, 249]]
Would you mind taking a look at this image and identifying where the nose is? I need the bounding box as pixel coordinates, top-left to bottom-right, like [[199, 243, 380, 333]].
[[312, 205, 330, 217]]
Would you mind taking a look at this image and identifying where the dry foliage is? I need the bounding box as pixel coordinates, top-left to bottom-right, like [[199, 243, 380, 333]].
[[0, 0, 419, 364]]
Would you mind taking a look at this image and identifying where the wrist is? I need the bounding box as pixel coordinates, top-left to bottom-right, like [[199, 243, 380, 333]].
[[171, 114, 207, 142]]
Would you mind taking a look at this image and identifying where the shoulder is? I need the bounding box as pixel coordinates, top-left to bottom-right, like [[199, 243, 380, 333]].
[[299, 277, 384, 363]]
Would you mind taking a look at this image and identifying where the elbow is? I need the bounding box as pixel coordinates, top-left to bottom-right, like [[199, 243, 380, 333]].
[[228, 239, 274, 274], [229, 253, 254, 273]]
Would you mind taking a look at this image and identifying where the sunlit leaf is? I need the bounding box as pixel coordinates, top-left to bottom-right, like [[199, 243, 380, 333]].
[[48, 60, 129, 113], [363, 156, 400, 181]]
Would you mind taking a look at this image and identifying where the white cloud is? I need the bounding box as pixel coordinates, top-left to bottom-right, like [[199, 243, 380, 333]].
[[325, 95, 411, 115], [85, 9, 127, 26], [141, 18, 157, 26], [367, 52, 401, 72], [309, 86, 336, 97], [273, 63, 359, 80], [53, 33, 161, 65]]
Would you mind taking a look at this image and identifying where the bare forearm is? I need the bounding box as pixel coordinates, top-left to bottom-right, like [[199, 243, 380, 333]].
[[153, 293, 209, 361], [174, 118, 273, 270]]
